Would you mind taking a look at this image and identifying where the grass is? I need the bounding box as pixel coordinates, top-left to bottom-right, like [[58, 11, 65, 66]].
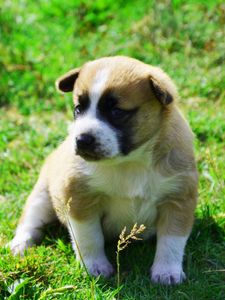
[[0, 0, 224, 299]]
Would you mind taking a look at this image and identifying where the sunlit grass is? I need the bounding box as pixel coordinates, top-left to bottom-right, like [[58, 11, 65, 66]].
[[0, 0, 224, 299]]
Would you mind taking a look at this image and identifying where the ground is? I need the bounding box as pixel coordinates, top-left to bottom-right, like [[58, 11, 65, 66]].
[[0, 0, 224, 299]]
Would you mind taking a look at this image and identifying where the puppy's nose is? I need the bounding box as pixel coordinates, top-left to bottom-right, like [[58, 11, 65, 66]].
[[76, 133, 95, 151]]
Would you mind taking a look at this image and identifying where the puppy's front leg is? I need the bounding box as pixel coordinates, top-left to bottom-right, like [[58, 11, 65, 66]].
[[68, 215, 114, 277], [151, 199, 196, 285], [9, 179, 56, 255]]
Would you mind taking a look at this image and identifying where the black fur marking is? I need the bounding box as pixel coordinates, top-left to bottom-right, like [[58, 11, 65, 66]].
[[97, 91, 138, 155]]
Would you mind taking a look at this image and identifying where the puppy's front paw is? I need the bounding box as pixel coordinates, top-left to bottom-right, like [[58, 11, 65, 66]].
[[9, 239, 33, 256], [151, 264, 186, 285], [83, 256, 114, 278], [8, 233, 36, 256]]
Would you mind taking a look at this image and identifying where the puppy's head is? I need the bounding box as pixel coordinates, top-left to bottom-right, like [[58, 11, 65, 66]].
[[56, 56, 177, 161]]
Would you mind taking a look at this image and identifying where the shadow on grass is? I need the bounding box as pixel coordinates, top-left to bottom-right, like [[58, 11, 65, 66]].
[[39, 216, 224, 298], [41, 221, 70, 246]]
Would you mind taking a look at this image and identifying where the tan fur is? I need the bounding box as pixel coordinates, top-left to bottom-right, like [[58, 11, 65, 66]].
[[11, 56, 198, 283]]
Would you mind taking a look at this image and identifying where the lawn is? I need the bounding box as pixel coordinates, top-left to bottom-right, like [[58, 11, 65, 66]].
[[0, 0, 224, 299]]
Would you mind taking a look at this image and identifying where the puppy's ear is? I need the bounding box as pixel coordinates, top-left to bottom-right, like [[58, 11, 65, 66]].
[[55, 67, 81, 93], [150, 78, 173, 105], [148, 67, 178, 105]]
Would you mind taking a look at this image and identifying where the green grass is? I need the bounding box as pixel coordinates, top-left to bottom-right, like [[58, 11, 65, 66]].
[[0, 0, 224, 299]]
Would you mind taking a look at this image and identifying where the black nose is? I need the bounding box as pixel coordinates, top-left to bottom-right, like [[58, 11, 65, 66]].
[[76, 133, 95, 152]]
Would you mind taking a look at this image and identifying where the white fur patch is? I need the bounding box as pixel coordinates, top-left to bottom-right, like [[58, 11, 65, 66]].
[[151, 235, 188, 284], [89, 68, 110, 112]]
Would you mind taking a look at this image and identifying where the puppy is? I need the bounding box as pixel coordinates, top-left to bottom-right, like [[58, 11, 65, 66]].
[[9, 56, 198, 285]]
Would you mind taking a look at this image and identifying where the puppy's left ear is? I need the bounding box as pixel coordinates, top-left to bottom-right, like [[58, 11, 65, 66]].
[[55, 67, 81, 93], [150, 78, 173, 105], [148, 67, 178, 105]]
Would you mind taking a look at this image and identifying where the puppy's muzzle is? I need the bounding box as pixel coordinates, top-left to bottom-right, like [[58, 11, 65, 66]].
[[76, 133, 99, 161]]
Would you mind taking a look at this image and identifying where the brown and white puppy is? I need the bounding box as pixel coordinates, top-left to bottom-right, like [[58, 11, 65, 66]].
[[9, 56, 198, 285]]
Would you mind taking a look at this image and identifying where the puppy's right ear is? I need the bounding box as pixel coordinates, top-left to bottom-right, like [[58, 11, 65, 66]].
[[55, 67, 81, 93]]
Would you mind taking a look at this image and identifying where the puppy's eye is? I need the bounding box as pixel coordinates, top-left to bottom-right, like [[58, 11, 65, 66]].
[[74, 105, 82, 117], [111, 108, 127, 118], [73, 94, 90, 118]]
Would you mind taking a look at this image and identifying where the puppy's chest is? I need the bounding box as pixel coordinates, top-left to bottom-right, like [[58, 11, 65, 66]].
[[88, 165, 176, 231], [90, 165, 153, 200]]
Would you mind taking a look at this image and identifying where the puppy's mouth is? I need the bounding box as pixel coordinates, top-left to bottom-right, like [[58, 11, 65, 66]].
[[76, 149, 105, 162]]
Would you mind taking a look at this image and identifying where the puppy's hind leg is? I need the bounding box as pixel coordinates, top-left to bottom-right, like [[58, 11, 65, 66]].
[[9, 178, 56, 255]]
